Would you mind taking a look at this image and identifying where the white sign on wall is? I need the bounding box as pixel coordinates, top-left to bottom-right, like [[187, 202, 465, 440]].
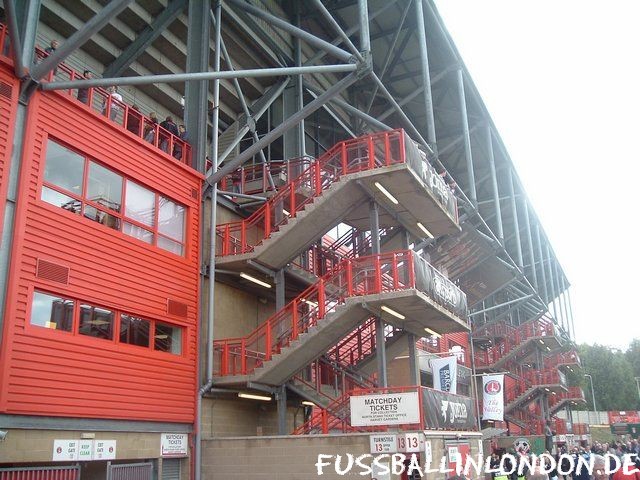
[[350, 392, 420, 427], [94, 440, 117, 460], [369, 434, 397, 454], [52, 440, 79, 461], [78, 440, 94, 461], [161, 433, 189, 457], [425, 440, 432, 464], [52, 439, 116, 461]]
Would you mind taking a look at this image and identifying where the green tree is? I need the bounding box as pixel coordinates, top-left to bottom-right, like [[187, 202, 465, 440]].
[[578, 343, 640, 411]]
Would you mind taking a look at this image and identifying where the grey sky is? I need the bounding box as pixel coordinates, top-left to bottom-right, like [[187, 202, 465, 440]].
[[434, 0, 640, 349]]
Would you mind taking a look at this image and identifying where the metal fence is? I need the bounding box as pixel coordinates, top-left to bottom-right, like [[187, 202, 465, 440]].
[[0, 465, 80, 480], [106, 462, 153, 480]]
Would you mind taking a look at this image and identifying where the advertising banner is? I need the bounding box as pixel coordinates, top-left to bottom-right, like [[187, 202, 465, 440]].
[[422, 389, 476, 430], [482, 374, 504, 421], [350, 392, 420, 427], [413, 256, 468, 319], [431, 356, 458, 394]]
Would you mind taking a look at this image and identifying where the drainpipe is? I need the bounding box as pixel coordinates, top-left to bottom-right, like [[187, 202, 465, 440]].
[[196, 2, 221, 480]]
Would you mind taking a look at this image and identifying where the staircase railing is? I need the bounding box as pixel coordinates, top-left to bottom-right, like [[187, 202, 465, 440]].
[[214, 250, 468, 378], [214, 250, 415, 377], [216, 130, 407, 256], [474, 317, 557, 368]]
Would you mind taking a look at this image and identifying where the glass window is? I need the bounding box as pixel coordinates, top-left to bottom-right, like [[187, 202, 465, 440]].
[[79, 304, 114, 340], [120, 314, 150, 347], [30, 291, 74, 332], [125, 180, 155, 227], [43, 140, 85, 195], [41, 186, 81, 214], [158, 197, 185, 242], [154, 322, 182, 355], [87, 161, 122, 212], [84, 205, 120, 230], [123, 222, 153, 244], [157, 236, 183, 255]]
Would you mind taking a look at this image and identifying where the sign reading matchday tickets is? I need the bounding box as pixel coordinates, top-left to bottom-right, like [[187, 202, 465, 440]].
[[350, 392, 420, 427]]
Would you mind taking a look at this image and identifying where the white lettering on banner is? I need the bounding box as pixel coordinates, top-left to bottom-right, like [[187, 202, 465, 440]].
[[351, 392, 420, 427], [161, 433, 189, 457], [370, 435, 397, 454], [52, 440, 79, 461], [429, 171, 451, 204], [441, 399, 468, 424], [433, 273, 460, 307]]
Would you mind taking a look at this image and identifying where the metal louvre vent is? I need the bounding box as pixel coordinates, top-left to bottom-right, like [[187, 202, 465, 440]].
[[36, 259, 70, 284], [0, 82, 12, 99], [167, 299, 188, 318], [161, 459, 181, 480]]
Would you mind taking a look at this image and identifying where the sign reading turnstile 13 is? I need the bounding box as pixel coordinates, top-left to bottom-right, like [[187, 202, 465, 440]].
[[370, 434, 397, 453]]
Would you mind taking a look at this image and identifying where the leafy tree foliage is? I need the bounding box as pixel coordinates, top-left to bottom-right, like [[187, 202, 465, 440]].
[[577, 342, 640, 411]]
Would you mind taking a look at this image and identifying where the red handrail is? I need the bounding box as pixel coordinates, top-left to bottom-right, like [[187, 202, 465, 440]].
[[213, 250, 416, 377], [24, 46, 193, 168], [474, 316, 557, 368], [215, 130, 407, 257]]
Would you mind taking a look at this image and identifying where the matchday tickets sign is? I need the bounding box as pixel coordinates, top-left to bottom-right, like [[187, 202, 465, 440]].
[[350, 392, 420, 427]]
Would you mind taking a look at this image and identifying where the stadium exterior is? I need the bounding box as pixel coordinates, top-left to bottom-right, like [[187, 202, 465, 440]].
[[0, 1, 586, 478]]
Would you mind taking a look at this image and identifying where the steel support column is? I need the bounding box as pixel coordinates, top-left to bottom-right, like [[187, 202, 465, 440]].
[[195, 3, 214, 480], [544, 243, 558, 321], [415, 0, 437, 151], [277, 385, 287, 435], [522, 201, 538, 290], [3, 0, 26, 77], [275, 270, 285, 311], [552, 258, 566, 331], [486, 126, 504, 243], [535, 223, 549, 303], [103, 0, 187, 77], [295, 5, 306, 158], [0, 0, 41, 355], [507, 169, 523, 268], [206, 72, 359, 186], [30, 0, 135, 81], [370, 201, 387, 387], [456, 69, 476, 206], [358, 0, 371, 54], [408, 333, 418, 385], [567, 288, 576, 341]]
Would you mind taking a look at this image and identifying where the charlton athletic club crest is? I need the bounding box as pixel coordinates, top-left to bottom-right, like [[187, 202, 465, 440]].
[[484, 380, 501, 395]]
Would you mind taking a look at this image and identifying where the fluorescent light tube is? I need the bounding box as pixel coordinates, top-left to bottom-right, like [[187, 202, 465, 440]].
[[240, 273, 271, 288], [238, 392, 272, 401], [374, 182, 398, 205], [417, 222, 434, 239], [381, 305, 405, 319], [302, 401, 316, 407], [424, 327, 442, 338]]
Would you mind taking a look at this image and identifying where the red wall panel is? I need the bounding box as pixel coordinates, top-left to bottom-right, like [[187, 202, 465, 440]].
[[0, 89, 202, 424]]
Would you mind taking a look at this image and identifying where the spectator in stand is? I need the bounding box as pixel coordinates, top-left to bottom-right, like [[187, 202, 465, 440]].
[[126, 105, 142, 136], [144, 112, 159, 144], [76, 70, 93, 105], [159, 115, 179, 153], [102, 86, 123, 121], [43, 39, 59, 76], [173, 124, 188, 160]]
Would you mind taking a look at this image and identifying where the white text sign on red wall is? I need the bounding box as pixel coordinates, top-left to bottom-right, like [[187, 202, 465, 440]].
[[161, 433, 189, 457], [52, 439, 116, 461], [350, 392, 420, 427]]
